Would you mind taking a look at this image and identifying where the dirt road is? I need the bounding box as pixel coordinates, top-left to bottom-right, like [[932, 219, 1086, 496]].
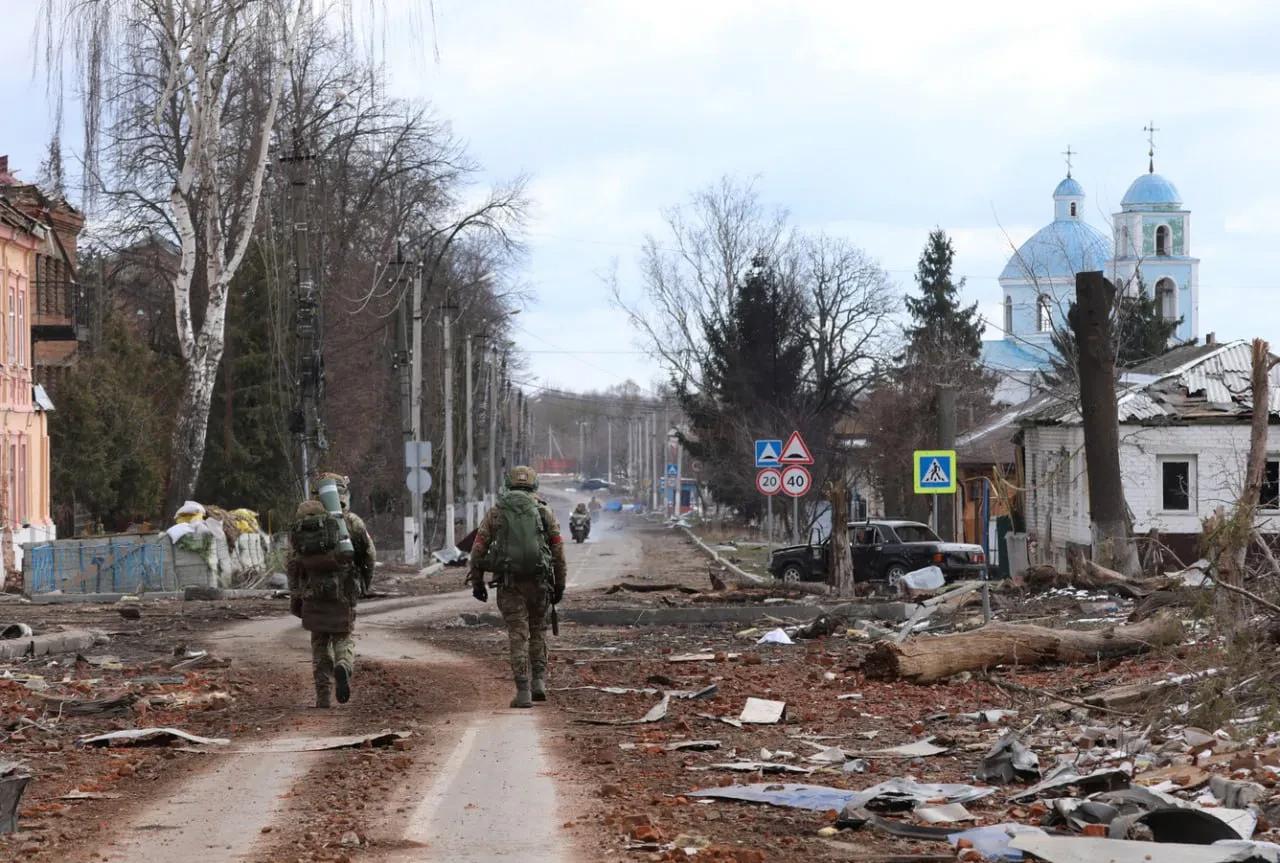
[[86, 488, 635, 863]]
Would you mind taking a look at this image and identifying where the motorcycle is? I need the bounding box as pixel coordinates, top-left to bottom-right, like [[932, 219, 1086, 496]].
[[569, 514, 591, 543]]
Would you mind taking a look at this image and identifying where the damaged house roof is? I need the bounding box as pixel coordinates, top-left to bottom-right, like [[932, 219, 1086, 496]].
[[957, 340, 1275, 465], [1027, 340, 1280, 426]]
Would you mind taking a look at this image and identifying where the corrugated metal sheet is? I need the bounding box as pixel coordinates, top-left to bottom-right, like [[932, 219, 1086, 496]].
[[1028, 340, 1280, 426]]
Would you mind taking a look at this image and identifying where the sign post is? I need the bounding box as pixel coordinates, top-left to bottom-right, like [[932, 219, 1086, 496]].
[[778, 431, 814, 544], [913, 449, 957, 535], [756, 467, 782, 552]]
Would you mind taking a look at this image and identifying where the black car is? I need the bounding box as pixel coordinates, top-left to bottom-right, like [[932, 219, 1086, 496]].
[[767, 519, 988, 585], [578, 478, 612, 491]]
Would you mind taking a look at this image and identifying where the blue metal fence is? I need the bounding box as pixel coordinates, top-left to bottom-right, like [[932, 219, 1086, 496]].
[[26, 535, 171, 594]]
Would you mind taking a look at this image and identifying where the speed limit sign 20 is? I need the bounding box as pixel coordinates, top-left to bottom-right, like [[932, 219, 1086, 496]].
[[756, 468, 782, 496], [780, 465, 812, 498]]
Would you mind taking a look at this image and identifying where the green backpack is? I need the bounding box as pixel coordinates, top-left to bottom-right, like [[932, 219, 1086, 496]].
[[481, 491, 552, 579], [290, 500, 342, 576]]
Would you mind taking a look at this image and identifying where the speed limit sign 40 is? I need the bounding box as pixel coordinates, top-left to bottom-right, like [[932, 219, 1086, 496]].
[[756, 468, 782, 496], [780, 465, 812, 498]]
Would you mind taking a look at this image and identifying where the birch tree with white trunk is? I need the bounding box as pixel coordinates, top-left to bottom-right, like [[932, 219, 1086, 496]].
[[40, 0, 307, 513]]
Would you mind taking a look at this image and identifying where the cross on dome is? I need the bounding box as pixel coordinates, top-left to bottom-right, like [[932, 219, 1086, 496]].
[[1144, 121, 1160, 173]]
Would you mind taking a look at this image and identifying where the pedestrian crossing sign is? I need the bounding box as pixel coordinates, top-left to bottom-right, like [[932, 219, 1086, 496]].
[[913, 450, 957, 494]]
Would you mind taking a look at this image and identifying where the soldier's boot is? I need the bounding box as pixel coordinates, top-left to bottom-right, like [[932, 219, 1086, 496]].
[[315, 683, 332, 709], [335, 663, 352, 704], [510, 677, 533, 709], [531, 664, 547, 702]]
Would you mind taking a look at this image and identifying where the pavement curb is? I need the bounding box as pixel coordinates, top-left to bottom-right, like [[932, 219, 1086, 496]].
[[679, 526, 767, 585]]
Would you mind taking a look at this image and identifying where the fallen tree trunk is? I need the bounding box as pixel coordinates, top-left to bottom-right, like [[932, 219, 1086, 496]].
[[1026, 559, 1166, 599], [864, 612, 1183, 683]]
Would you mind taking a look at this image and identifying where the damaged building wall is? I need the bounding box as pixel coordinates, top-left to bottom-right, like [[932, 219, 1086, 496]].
[[1024, 422, 1280, 567]]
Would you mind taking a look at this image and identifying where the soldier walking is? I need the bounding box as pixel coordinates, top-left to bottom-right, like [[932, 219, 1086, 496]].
[[468, 466, 567, 708], [287, 472, 376, 708]]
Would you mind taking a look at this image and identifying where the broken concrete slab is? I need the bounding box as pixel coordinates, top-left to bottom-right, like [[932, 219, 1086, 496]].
[[0, 629, 109, 661]]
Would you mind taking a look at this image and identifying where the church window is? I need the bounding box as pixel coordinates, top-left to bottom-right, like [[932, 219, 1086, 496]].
[[1155, 278, 1177, 321], [1037, 295, 1052, 333], [1003, 296, 1013, 333], [1155, 224, 1170, 256], [1120, 225, 1130, 255], [1069, 202, 1077, 217]]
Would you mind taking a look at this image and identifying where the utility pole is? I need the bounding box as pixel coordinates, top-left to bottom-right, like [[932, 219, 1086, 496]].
[[936, 385, 956, 542], [282, 129, 324, 498], [407, 260, 425, 565], [650, 412, 659, 511], [674, 422, 684, 516], [464, 333, 476, 533], [391, 247, 415, 562], [577, 420, 586, 478], [488, 347, 501, 498], [606, 420, 613, 486], [442, 294, 456, 549]]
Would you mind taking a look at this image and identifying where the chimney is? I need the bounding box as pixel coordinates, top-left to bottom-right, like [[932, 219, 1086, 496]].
[[1206, 332, 1217, 346], [0, 156, 7, 175]]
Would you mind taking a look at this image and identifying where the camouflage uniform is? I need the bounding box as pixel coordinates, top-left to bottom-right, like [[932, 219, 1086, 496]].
[[287, 475, 376, 707], [469, 468, 567, 707]]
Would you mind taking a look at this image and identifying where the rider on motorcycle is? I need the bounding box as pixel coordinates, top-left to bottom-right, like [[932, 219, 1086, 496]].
[[569, 503, 592, 542]]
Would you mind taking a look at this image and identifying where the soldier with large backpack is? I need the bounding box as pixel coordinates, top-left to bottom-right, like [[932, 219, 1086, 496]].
[[469, 466, 568, 708], [286, 472, 376, 708]]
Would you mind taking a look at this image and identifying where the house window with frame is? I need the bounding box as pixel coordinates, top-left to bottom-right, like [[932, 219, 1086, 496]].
[[1159, 456, 1196, 512], [1037, 295, 1052, 333], [1263, 459, 1280, 509]]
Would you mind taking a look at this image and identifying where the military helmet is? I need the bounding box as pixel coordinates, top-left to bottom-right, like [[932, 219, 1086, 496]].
[[296, 499, 326, 519], [508, 465, 539, 491]]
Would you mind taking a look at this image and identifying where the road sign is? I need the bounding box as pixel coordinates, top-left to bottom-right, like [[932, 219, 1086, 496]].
[[404, 440, 433, 469], [913, 449, 957, 494], [779, 431, 814, 465], [756, 468, 782, 496], [406, 467, 432, 495], [666, 463, 679, 477], [780, 465, 812, 498], [754, 439, 783, 467]]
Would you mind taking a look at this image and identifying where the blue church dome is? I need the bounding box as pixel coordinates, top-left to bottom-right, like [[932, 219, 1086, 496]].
[[1121, 173, 1182, 209], [1000, 220, 1112, 281], [1054, 176, 1084, 197]]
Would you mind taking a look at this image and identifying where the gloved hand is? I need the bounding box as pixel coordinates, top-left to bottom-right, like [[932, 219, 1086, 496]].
[[470, 571, 488, 602], [290, 596, 303, 618], [552, 584, 564, 605]]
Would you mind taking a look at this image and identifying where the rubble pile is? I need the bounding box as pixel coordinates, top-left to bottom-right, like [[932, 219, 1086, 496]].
[[547, 525, 1280, 861]]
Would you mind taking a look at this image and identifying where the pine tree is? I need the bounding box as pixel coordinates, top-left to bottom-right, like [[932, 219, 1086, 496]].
[[678, 256, 809, 516], [903, 228, 985, 366]]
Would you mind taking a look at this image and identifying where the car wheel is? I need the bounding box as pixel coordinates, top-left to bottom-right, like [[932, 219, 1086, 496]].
[[780, 564, 804, 583], [884, 563, 908, 587]]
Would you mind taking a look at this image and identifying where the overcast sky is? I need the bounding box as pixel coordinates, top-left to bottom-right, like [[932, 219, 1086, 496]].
[[5, 1, 1280, 395]]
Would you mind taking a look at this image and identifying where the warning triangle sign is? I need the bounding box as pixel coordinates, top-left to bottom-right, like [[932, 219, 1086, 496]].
[[779, 431, 814, 465], [922, 458, 950, 485]]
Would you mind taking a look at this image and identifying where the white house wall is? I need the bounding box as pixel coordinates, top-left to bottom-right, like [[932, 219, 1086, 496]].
[[1024, 423, 1280, 563]]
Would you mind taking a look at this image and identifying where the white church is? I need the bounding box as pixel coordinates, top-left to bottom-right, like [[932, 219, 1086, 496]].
[[980, 148, 1200, 404]]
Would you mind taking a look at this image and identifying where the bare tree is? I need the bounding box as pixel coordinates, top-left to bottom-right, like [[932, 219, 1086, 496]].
[[40, 0, 309, 512]]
